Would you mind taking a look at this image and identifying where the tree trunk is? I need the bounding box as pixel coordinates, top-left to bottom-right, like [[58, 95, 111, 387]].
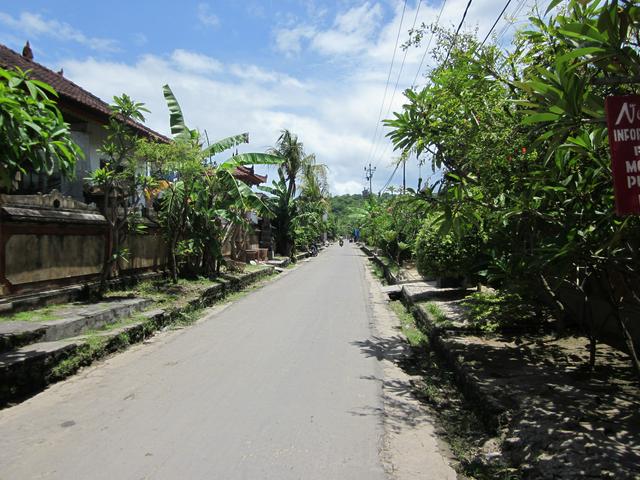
[[588, 334, 597, 370], [616, 312, 640, 377]]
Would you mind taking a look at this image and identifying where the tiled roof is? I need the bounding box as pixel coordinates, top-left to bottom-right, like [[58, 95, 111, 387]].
[[233, 166, 267, 185], [0, 43, 169, 143]]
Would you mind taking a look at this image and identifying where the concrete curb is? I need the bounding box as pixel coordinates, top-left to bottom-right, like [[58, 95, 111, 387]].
[[360, 244, 400, 285], [0, 267, 276, 407], [361, 245, 506, 432]]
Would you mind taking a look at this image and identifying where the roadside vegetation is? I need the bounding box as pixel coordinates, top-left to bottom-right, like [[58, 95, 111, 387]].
[[344, 1, 640, 375]]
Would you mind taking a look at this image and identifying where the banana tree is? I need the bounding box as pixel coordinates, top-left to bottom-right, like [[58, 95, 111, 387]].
[[158, 85, 282, 281]]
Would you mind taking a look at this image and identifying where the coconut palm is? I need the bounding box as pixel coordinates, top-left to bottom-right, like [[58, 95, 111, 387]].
[[263, 130, 329, 256]]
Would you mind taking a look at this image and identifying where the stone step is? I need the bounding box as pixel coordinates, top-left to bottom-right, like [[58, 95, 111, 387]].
[[0, 309, 163, 406], [0, 298, 153, 354], [401, 283, 471, 303], [267, 258, 290, 268], [381, 285, 402, 299]]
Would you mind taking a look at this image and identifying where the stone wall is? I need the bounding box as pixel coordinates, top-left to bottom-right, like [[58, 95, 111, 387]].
[[5, 233, 104, 285], [0, 191, 166, 297]]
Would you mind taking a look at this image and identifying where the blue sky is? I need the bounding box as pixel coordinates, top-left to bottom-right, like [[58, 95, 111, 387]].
[[0, 1, 538, 194]]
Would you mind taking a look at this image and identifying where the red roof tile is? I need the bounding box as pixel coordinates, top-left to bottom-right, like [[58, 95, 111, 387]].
[[233, 165, 267, 185], [0, 43, 169, 143]]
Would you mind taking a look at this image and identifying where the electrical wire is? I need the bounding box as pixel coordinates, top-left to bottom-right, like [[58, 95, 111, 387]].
[[371, 0, 423, 171], [442, 0, 474, 66], [412, 0, 448, 87], [379, 160, 401, 195], [384, 0, 423, 118], [364, 0, 408, 179], [479, 0, 512, 48], [495, 0, 528, 44]]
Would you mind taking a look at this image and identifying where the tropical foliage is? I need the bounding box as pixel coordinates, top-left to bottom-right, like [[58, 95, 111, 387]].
[[89, 94, 151, 292], [0, 67, 82, 190], [262, 130, 329, 257], [151, 85, 282, 281], [368, 0, 640, 373]]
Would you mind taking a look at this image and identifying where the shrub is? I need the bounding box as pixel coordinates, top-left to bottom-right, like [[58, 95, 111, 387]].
[[415, 220, 483, 279], [461, 291, 541, 333]]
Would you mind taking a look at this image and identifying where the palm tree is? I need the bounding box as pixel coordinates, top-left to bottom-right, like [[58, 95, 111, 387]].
[[268, 130, 306, 200], [300, 153, 329, 203], [264, 130, 328, 257]]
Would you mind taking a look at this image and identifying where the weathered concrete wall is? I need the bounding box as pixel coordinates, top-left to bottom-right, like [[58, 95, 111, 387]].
[[120, 232, 166, 272], [5, 234, 104, 285], [0, 192, 167, 298]]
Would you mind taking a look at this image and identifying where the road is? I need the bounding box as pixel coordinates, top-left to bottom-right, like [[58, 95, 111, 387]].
[[0, 245, 393, 479]]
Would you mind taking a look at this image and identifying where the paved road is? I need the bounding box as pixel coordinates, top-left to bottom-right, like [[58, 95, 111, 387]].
[[0, 245, 389, 479]]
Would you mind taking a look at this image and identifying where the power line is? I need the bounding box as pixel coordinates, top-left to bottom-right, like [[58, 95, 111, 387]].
[[412, 0, 448, 87], [371, 0, 423, 170], [480, 0, 512, 48], [379, 160, 401, 195], [373, 0, 447, 184], [442, 0, 474, 66], [364, 0, 408, 177], [384, 0, 423, 118], [495, 0, 528, 44]]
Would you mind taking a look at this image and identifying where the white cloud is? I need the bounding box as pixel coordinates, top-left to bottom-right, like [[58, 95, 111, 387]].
[[171, 49, 223, 74], [0, 11, 118, 52], [274, 26, 316, 57], [312, 2, 383, 56], [47, 1, 536, 196], [333, 180, 364, 196], [197, 3, 220, 28]]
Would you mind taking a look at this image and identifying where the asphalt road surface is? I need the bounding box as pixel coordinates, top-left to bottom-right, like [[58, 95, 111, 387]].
[[0, 244, 393, 479]]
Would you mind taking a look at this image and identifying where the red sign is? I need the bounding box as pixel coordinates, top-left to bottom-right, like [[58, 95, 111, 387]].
[[606, 95, 640, 215]]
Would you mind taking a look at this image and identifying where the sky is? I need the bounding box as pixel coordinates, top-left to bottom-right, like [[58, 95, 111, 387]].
[[0, 0, 541, 195]]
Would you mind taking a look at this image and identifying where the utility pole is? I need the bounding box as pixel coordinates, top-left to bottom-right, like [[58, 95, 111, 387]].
[[402, 156, 406, 194], [364, 163, 376, 196]]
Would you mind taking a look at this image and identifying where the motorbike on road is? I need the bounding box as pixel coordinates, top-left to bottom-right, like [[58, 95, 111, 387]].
[[339, 238, 344, 247]]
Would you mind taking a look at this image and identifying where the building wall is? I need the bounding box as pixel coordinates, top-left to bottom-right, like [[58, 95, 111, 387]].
[[63, 123, 108, 202]]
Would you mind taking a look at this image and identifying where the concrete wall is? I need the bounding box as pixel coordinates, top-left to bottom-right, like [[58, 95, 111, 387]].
[[5, 233, 104, 285], [0, 191, 167, 297], [120, 231, 166, 272], [1, 225, 166, 296]]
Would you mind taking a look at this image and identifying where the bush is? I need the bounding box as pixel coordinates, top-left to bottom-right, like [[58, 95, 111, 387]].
[[415, 220, 483, 279], [461, 291, 541, 333]]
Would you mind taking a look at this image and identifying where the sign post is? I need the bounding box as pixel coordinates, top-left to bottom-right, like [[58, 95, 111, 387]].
[[605, 95, 640, 215]]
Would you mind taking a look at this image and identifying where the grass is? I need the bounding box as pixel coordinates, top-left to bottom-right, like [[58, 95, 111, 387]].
[[369, 261, 388, 285], [422, 301, 454, 328], [413, 343, 520, 480], [244, 263, 270, 273], [49, 334, 109, 380], [383, 288, 519, 479], [1, 304, 64, 323], [389, 300, 427, 347]]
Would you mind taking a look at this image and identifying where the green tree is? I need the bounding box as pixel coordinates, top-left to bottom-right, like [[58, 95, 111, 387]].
[[266, 130, 316, 256], [157, 85, 281, 281], [385, 0, 640, 373], [89, 94, 151, 294], [0, 67, 82, 190]]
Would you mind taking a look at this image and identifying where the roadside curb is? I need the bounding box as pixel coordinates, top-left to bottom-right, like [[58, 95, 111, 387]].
[[0, 266, 276, 408], [360, 244, 400, 284], [361, 245, 506, 432]]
